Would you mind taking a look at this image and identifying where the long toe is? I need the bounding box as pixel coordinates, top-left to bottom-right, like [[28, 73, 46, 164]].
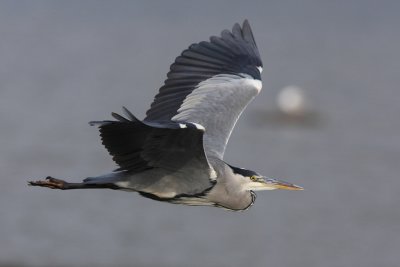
[[28, 176, 67, 189]]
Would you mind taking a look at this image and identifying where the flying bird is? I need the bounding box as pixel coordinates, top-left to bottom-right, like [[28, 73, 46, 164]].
[[29, 20, 302, 211]]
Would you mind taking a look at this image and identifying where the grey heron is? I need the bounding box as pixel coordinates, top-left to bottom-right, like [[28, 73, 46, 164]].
[[29, 20, 302, 211]]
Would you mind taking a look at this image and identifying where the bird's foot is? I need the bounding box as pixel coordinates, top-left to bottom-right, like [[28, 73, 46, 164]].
[[28, 176, 67, 190]]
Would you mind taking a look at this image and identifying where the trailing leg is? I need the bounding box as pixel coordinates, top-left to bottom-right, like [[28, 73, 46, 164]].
[[28, 176, 120, 190]]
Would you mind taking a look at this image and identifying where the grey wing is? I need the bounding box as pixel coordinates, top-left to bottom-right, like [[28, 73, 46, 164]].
[[90, 107, 215, 192], [145, 20, 263, 159]]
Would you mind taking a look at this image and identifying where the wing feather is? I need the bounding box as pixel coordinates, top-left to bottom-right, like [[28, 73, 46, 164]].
[[145, 20, 263, 159], [91, 109, 213, 174]]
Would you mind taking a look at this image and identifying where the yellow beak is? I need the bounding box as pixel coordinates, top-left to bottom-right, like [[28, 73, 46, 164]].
[[265, 178, 304, 190]]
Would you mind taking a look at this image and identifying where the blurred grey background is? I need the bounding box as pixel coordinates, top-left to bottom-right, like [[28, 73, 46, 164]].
[[1, 1, 399, 267]]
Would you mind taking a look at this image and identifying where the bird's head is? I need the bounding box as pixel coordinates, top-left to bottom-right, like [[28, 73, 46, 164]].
[[229, 165, 303, 191]]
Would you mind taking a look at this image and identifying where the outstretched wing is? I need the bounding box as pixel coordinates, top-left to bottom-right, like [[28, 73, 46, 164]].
[[145, 20, 263, 159], [90, 108, 214, 182]]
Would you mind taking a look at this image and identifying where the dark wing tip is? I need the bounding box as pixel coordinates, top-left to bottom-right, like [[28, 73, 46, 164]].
[[90, 107, 140, 128], [232, 22, 243, 39], [242, 19, 251, 31], [111, 107, 140, 122], [122, 106, 138, 121]]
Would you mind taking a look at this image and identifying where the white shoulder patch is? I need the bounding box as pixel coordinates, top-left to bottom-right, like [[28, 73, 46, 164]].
[[190, 122, 205, 131], [243, 78, 262, 93], [209, 169, 217, 180], [179, 123, 188, 128]]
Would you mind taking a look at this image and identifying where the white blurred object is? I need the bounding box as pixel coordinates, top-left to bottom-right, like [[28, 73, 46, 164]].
[[277, 85, 306, 116]]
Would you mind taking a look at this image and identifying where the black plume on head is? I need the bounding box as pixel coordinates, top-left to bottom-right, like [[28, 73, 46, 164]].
[[229, 164, 259, 177]]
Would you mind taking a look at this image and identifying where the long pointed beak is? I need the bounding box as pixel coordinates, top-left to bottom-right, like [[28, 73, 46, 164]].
[[265, 178, 304, 190]]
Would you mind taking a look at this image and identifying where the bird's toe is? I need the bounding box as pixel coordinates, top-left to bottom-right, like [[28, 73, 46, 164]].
[[29, 176, 67, 189]]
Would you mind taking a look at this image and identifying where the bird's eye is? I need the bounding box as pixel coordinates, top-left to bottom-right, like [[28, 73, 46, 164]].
[[250, 175, 258, 181]]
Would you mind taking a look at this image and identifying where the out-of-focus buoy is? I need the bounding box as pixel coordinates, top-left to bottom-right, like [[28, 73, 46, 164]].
[[277, 85, 306, 116], [248, 84, 320, 128]]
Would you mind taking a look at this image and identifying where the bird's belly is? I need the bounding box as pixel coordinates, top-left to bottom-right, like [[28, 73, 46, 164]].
[[115, 169, 211, 198]]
